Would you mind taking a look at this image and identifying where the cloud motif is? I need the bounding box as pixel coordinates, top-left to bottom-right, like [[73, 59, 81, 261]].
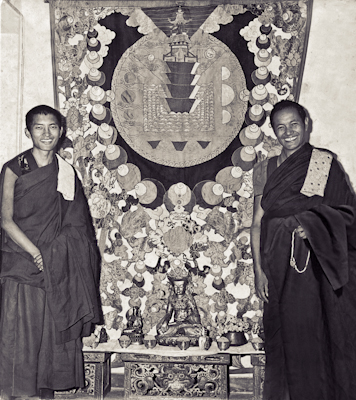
[[93, 23, 116, 57], [126, 8, 157, 35], [200, 5, 245, 34], [239, 18, 262, 42]]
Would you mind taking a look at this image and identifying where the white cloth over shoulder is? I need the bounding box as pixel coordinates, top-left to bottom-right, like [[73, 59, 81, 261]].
[[56, 154, 75, 201]]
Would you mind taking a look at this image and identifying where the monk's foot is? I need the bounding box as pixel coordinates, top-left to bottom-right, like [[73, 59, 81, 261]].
[[39, 389, 54, 400]]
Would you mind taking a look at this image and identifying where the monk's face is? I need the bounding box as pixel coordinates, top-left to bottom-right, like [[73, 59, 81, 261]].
[[272, 107, 308, 156], [25, 113, 62, 152]]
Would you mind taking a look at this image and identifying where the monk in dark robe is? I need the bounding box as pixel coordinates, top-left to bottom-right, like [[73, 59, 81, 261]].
[[251, 100, 356, 400], [0, 105, 101, 400]]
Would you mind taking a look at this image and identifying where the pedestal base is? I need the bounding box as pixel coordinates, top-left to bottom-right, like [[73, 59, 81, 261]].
[[156, 335, 199, 347], [80, 351, 112, 399]]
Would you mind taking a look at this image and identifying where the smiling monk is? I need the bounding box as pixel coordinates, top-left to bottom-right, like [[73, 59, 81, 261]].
[[0, 105, 101, 400], [251, 100, 356, 400]]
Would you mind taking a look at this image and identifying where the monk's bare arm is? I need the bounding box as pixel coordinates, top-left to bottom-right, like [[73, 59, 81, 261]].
[[250, 194, 268, 302], [1, 167, 43, 270]]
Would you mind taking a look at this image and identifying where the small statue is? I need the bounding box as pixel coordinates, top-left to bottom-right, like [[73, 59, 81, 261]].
[[199, 329, 212, 351], [89, 325, 109, 349], [156, 264, 206, 346], [123, 306, 144, 344]]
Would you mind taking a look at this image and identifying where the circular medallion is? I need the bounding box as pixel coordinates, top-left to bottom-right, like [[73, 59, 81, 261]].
[[111, 31, 247, 167]]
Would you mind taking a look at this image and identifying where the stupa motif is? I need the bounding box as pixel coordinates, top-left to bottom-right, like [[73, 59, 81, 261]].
[[163, 8, 200, 113]]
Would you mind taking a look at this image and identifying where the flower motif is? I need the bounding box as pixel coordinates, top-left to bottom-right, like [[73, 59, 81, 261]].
[[238, 263, 255, 288], [189, 241, 209, 261], [205, 207, 239, 243], [147, 230, 164, 249], [128, 237, 153, 262], [109, 259, 131, 282], [191, 275, 207, 295], [157, 216, 175, 235], [203, 241, 228, 267], [61, 97, 90, 139], [120, 205, 151, 239], [111, 242, 129, 260], [122, 285, 146, 303], [163, 226, 193, 256], [217, 313, 250, 335], [67, 106, 82, 131], [258, 5, 275, 25], [285, 49, 301, 68], [104, 310, 123, 331], [73, 134, 97, 165], [141, 288, 167, 333], [71, 65, 81, 78], [88, 192, 111, 219], [223, 195, 235, 208], [210, 289, 235, 313], [262, 134, 282, 158], [298, 1, 308, 19]]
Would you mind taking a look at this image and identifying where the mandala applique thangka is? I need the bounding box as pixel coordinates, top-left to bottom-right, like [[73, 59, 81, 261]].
[[49, 0, 313, 342]]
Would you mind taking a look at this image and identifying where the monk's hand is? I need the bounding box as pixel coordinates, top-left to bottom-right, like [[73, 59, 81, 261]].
[[255, 270, 269, 303], [295, 225, 307, 239], [33, 253, 44, 271]]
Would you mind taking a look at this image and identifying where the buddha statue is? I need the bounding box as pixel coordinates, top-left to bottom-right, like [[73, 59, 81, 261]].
[[156, 264, 206, 346], [122, 306, 144, 344]]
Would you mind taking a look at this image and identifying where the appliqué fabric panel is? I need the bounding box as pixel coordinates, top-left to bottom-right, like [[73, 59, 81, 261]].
[[300, 149, 332, 197]]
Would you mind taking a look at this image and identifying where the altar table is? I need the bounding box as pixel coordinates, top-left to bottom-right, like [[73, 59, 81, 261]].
[[81, 341, 265, 400]]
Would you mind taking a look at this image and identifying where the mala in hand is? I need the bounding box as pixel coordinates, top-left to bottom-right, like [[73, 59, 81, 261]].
[[290, 229, 310, 274]]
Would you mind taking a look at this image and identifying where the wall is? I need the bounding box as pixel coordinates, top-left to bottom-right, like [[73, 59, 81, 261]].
[[0, 0, 23, 164], [0, 0, 54, 166], [300, 0, 356, 190]]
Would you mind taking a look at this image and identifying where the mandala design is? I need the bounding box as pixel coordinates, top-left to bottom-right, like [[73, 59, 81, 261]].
[[111, 32, 247, 167]]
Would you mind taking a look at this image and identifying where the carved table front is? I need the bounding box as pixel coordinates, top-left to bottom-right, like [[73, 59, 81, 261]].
[[121, 352, 231, 400]]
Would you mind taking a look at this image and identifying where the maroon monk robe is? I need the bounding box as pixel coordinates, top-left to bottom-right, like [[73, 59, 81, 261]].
[[258, 143, 356, 400], [0, 149, 101, 396]]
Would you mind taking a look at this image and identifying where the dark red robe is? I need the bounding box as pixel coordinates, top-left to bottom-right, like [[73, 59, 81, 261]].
[[258, 143, 356, 400], [0, 149, 101, 396]]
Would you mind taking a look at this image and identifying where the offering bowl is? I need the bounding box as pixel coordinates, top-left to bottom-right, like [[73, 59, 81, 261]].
[[217, 337, 230, 351], [143, 335, 157, 349], [119, 335, 131, 348], [252, 340, 264, 351]]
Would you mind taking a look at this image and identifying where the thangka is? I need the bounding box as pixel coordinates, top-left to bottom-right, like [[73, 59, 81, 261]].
[[48, 0, 313, 340]]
